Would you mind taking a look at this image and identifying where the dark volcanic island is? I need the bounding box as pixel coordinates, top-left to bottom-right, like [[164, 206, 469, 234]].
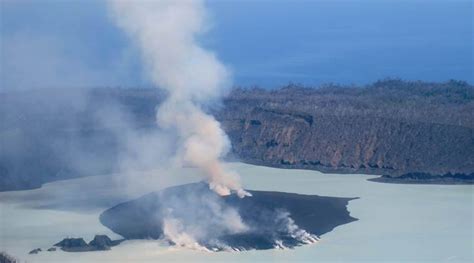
[[100, 182, 358, 251]]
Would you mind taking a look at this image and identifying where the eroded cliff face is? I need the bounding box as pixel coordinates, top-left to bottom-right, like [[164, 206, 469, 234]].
[[1, 80, 473, 191], [219, 112, 473, 177], [215, 80, 474, 178]]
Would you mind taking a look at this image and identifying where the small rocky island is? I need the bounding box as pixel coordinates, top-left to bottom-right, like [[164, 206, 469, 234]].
[[54, 235, 123, 252], [100, 182, 358, 251], [29, 235, 123, 254]]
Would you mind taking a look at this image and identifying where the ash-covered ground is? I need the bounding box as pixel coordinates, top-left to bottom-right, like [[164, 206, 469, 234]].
[[100, 182, 357, 251]]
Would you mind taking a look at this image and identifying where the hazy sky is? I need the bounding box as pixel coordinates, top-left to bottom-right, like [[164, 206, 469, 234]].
[[1, 0, 472, 89]]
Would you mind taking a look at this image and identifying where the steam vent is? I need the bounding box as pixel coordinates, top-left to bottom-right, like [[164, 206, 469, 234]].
[[100, 182, 358, 251]]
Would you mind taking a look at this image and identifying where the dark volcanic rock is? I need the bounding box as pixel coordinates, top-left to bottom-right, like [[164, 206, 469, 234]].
[[28, 248, 41, 254], [54, 238, 91, 252], [88, 235, 123, 250], [100, 182, 358, 251], [47, 247, 56, 252], [53, 235, 123, 252]]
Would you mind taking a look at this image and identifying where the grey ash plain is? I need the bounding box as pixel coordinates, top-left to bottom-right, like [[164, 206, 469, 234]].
[[100, 182, 357, 251]]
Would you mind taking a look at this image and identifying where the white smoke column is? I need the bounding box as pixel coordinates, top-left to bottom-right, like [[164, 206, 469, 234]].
[[108, 0, 250, 197]]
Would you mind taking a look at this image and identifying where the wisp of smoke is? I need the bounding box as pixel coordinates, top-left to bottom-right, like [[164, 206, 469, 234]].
[[108, 0, 250, 198]]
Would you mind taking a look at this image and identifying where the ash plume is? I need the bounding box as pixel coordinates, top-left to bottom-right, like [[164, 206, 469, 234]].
[[108, 0, 250, 198]]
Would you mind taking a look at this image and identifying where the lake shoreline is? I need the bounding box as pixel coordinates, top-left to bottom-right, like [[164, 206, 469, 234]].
[[234, 159, 474, 185], [368, 175, 474, 185]]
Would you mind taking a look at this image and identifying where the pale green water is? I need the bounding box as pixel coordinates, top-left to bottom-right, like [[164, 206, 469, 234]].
[[0, 163, 473, 262]]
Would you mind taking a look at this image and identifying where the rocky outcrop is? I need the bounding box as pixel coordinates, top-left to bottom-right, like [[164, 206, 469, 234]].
[[88, 235, 122, 250], [53, 235, 123, 252], [54, 238, 90, 252], [28, 236, 123, 254], [28, 248, 41, 254]]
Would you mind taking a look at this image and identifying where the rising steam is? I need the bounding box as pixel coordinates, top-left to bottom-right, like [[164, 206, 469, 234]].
[[105, 1, 319, 252], [108, 0, 250, 198]]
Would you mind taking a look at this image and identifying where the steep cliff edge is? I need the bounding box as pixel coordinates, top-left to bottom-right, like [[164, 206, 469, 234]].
[[1, 80, 473, 191], [215, 80, 474, 181]]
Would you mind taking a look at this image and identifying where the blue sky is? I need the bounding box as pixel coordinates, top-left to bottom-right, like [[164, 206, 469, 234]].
[[1, 0, 472, 90]]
